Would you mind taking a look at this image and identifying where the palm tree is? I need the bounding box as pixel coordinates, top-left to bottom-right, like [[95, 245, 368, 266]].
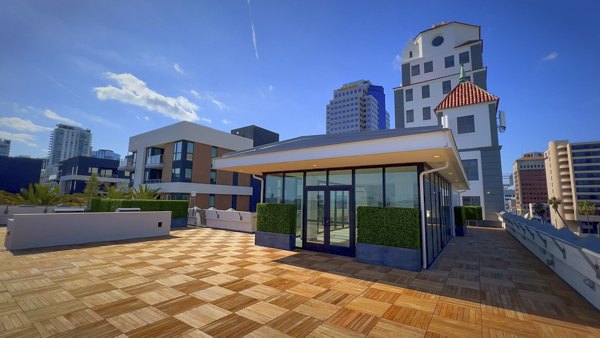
[[105, 185, 132, 199], [532, 203, 546, 223], [548, 196, 566, 228], [577, 200, 598, 236], [132, 184, 160, 200], [19, 183, 61, 206]]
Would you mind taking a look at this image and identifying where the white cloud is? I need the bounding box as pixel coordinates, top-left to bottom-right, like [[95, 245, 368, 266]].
[[144, 116, 150, 121], [81, 112, 120, 129], [190, 90, 229, 111], [173, 63, 184, 75], [393, 54, 402, 70], [201, 117, 212, 123], [542, 51, 558, 62], [268, 85, 274, 92], [94, 72, 200, 122], [247, 0, 259, 61], [221, 119, 232, 125], [43, 109, 82, 127], [0, 131, 38, 148], [0, 117, 52, 132]]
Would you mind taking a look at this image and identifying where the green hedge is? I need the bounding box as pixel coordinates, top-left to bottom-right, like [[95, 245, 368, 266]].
[[357, 206, 420, 249], [89, 199, 188, 218], [454, 206, 483, 227], [256, 203, 296, 234]]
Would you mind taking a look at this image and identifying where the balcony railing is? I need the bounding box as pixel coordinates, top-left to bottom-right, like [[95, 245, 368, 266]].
[[145, 155, 164, 166], [145, 178, 162, 184]]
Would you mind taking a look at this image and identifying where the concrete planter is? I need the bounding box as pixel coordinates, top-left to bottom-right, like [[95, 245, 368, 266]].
[[356, 242, 421, 271], [171, 217, 188, 228], [456, 225, 466, 236], [255, 231, 295, 251]]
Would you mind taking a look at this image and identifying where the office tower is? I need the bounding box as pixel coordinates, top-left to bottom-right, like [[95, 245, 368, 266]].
[[396, 22, 504, 220], [513, 152, 548, 215], [326, 80, 389, 134], [0, 139, 10, 157], [545, 140, 600, 233], [48, 124, 92, 165]]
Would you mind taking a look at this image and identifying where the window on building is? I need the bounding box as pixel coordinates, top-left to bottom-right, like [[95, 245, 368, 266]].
[[422, 85, 430, 99], [406, 109, 414, 123], [185, 168, 192, 180], [208, 194, 215, 208], [173, 141, 183, 161], [423, 107, 431, 120], [88, 167, 98, 174], [462, 196, 481, 206], [385, 166, 418, 208], [265, 174, 283, 203], [411, 64, 420, 76], [210, 169, 217, 184], [172, 167, 180, 180], [355, 168, 383, 208], [405, 89, 413, 102], [424, 61, 433, 73], [211, 146, 219, 158], [462, 159, 479, 181], [459, 51, 470, 64], [444, 55, 454, 68], [186, 142, 194, 161], [457, 115, 475, 134], [442, 80, 452, 94]]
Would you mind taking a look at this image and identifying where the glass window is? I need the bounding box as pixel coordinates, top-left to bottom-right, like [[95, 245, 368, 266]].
[[88, 167, 98, 174], [209, 194, 215, 207], [459, 51, 470, 64], [355, 168, 383, 208], [424, 61, 433, 73], [328, 170, 352, 185], [462, 196, 481, 206], [186, 142, 194, 161], [444, 55, 454, 68], [405, 89, 413, 102], [265, 173, 283, 203], [423, 107, 431, 120], [284, 173, 304, 247], [457, 115, 475, 134], [432, 36, 444, 47], [172, 167, 180, 180], [174, 141, 182, 161], [442, 80, 452, 94], [422, 85, 430, 98], [306, 171, 327, 186], [210, 169, 217, 184], [462, 159, 479, 181], [411, 64, 420, 76], [185, 168, 192, 180], [406, 110, 414, 123], [211, 146, 219, 158], [385, 166, 418, 208]]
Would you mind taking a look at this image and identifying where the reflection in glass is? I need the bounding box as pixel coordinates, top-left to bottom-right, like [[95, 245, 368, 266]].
[[264, 174, 283, 203], [329, 190, 350, 247], [385, 166, 418, 208], [355, 168, 383, 208], [306, 171, 327, 186], [328, 170, 352, 185], [306, 190, 325, 244], [285, 173, 304, 248]]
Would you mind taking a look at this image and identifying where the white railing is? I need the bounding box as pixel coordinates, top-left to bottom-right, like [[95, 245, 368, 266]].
[[498, 212, 600, 310]]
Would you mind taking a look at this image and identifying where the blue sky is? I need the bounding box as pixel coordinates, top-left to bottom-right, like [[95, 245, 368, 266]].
[[0, 0, 599, 174]]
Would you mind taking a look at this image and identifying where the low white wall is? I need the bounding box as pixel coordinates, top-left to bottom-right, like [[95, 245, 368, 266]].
[[0, 205, 56, 225], [204, 209, 256, 233], [4, 211, 171, 251]]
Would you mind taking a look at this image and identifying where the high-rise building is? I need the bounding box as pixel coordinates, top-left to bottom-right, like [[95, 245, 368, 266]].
[[91, 149, 121, 161], [0, 139, 10, 157], [395, 22, 503, 220], [122, 121, 255, 211], [545, 140, 600, 233], [513, 152, 548, 215], [394, 22, 487, 129], [326, 80, 389, 134], [48, 124, 92, 165]]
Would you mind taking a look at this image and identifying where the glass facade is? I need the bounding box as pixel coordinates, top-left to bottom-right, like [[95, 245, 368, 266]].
[[172, 141, 194, 183], [263, 165, 444, 258]]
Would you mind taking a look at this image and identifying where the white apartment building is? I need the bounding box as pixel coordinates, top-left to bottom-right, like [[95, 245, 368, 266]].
[[326, 80, 389, 134], [44, 124, 92, 182], [545, 140, 600, 233], [394, 22, 504, 220]]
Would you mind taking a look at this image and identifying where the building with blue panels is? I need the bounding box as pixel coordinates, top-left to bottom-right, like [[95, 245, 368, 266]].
[[57, 156, 129, 195], [0, 156, 44, 193]]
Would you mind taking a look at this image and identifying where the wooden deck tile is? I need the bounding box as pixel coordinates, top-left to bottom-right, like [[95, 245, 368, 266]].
[[327, 307, 378, 335], [199, 313, 262, 338], [236, 301, 288, 324], [174, 303, 231, 328]]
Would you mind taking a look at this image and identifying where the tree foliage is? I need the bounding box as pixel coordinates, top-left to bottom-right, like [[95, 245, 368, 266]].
[[18, 183, 61, 206], [132, 184, 160, 200]]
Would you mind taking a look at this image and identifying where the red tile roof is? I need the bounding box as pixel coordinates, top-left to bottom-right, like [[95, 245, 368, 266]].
[[435, 81, 498, 111]]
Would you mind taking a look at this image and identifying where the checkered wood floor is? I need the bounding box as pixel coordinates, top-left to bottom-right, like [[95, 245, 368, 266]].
[[0, 226, 598, 337]]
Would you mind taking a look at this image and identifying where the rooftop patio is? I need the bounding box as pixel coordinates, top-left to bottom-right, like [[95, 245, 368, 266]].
[[0, 226, 598, 337]]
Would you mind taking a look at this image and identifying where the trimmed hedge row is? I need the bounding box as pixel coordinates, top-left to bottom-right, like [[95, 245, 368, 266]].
[[256, 203, 296, 234], [89, 199, 188, 218], [357, 206, 420, 249], [454, 206, 483, 227]]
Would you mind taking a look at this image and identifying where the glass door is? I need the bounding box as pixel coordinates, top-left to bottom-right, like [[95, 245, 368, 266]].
[[303, 186, 354, 256]]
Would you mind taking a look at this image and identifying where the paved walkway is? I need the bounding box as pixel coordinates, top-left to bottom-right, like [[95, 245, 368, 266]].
[[0, 226, 598, 337]]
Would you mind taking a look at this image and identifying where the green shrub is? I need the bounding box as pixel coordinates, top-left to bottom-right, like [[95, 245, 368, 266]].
[[454, 206, 483, 227], [256, 203, 296, 234], [89, 199, 188, 219], [357, 206, 420, 249]]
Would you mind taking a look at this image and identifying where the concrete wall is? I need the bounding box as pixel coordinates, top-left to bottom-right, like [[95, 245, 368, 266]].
[[203, 209, 256, 233], [0, 206, 56, 225], [4, 211, 171, 250]]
